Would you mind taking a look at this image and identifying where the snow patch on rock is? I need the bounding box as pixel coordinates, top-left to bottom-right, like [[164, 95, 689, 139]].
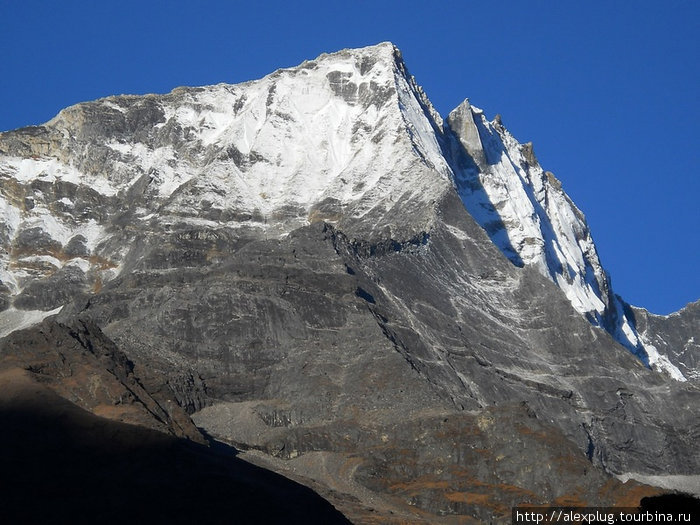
[[0, 306, 63, 339]]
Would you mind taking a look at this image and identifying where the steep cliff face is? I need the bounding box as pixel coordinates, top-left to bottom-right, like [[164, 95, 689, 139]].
[[0, 43, 697, 522]]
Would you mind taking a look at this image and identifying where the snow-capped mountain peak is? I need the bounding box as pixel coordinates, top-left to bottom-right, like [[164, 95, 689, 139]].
[[0, 42, 691, 381], [0, 43, 451, 326]]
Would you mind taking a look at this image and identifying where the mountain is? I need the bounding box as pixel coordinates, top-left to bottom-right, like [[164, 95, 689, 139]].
[[0, 42, 698, 523]]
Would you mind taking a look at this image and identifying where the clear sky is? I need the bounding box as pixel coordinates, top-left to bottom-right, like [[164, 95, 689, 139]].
[[1, 1, 698, 314]]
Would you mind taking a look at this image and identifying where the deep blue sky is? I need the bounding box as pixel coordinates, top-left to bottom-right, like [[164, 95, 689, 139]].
[[1, 1, 698, 314]]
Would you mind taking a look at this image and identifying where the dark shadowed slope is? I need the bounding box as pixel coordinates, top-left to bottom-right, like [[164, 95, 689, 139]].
[[0, 367, 351, 525]]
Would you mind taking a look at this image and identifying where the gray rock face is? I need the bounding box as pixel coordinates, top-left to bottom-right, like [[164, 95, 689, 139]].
[[0, 43, 697, 522]]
